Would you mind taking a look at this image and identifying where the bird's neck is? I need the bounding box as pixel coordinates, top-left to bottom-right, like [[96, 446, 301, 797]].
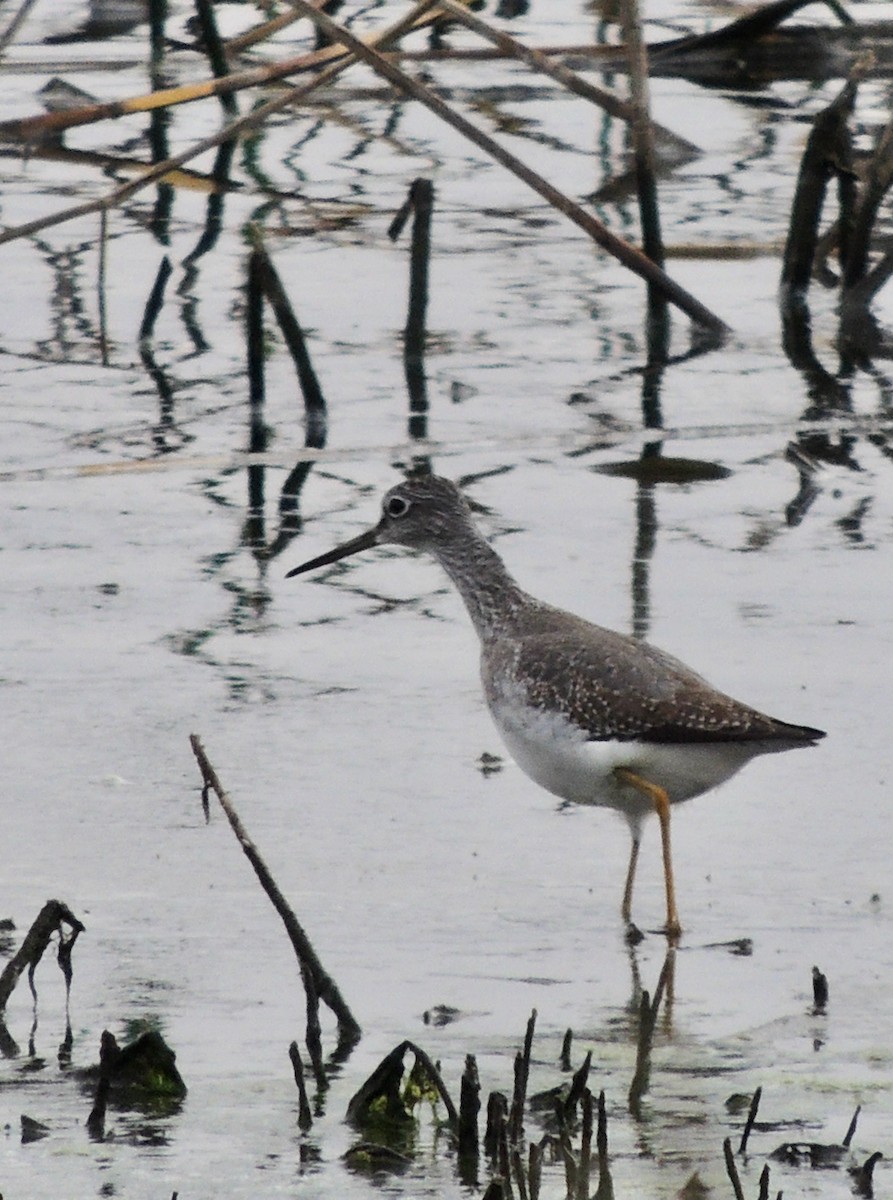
[[431, 531, 530, 642]]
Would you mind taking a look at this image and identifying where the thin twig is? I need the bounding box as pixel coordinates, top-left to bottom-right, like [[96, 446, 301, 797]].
[[189, 734, 362, 1046], [842, 1104, 860, 1148]]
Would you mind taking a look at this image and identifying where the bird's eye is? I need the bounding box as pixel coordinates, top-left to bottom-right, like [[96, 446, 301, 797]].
[[386, 495, 410, 518]]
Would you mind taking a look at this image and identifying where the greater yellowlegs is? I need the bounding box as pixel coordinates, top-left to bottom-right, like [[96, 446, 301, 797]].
[[287, 475, 824, 937]]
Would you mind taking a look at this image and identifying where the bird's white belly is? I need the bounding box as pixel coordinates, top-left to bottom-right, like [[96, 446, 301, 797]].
[[490, 697, 758, 818]]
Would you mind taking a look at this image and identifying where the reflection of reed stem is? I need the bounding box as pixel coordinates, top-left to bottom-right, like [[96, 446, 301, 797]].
[[193, 0, 239, 117], [403, 179, 433, 362], [249, 235, 327, 417], [246, 248, 267, 455]]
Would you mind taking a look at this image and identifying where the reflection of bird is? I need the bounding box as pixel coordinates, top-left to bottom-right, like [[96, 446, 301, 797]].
[[288, 475, 825, 937]]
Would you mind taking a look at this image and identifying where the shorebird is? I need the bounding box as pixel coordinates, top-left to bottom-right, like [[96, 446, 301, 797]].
[[287, 475, 824, 937]]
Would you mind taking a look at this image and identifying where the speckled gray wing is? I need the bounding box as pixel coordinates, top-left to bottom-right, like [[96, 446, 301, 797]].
[[482, 612, 824, 746]]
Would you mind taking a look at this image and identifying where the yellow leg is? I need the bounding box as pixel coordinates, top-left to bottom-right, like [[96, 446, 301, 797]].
[[614, 767, 682, 938]]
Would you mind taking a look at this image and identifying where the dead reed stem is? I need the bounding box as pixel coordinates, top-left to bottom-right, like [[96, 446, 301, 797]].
[[0, 1, 439, 247], [346, 1039, 460, 1130], [842, 109, 893, 302], [509, 1009, 536, 1143], [739, 1085, 762, 1154], [287, 0, 730, 335], [223, 0, 327, 54], [619, 0, 667, 328], [0, 898, 85, 1012], [594, 1090, 613, 1200], [390, 178, 434, 362], [246, 245, 268, 511], [432, 0, 696, 157], [0, 0, 439, 145], [724, 1136, 746, 1200], [189, 733, 362, 1048], [563, 1049, 592, 1120], [576, 1090, 593, 1200], [780, 77, 857, 294], [628, 949, 672, 1117], [458, 1053, 481, 1181]]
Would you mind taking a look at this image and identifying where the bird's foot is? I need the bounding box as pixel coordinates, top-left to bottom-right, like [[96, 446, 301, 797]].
[[624, 920, 645, 946], [662, 919, 682, 943]]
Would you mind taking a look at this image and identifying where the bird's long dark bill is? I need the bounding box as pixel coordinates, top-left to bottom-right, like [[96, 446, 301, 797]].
[[285, 524, 381, 577]]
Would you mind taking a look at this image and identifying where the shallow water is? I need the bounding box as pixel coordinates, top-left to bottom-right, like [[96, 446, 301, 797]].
[[2, 1, 892, 1196]]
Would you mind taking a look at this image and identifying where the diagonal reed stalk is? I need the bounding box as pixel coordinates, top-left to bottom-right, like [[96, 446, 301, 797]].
[[281, 0, 729, 334], [0, 0, 442, 143], [0, 0, 728, 332], [0, 0, 439, 246]]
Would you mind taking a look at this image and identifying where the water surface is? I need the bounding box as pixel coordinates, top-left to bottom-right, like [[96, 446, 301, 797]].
[[1, 1, 892, 1196]]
